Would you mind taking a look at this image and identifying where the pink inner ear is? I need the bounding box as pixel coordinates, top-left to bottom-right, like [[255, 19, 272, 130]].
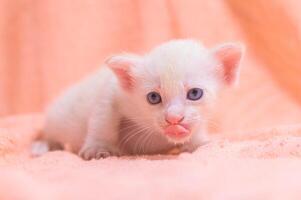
[[105, 56, 136, 91], [214, 45, 243, 85], [112, 67, 134, 91]]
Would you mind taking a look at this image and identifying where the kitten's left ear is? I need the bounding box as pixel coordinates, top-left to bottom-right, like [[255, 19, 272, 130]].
[[212, 43, 244, 86], [105, 54, 142, 91]]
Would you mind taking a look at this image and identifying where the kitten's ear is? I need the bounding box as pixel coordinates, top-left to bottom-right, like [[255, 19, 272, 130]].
[[212, 43, 244, 86], [105, 54, 142, 91]]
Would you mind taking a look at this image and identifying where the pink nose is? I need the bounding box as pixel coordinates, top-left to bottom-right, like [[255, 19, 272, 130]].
[[165, 114, 184, 125]]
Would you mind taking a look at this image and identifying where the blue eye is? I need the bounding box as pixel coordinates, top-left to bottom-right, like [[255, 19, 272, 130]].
[[187, 88, 203, 101], [147, 92, 162, 105]]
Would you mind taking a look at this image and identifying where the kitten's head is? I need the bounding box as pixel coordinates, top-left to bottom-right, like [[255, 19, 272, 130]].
[[106, 40, 243, 144]]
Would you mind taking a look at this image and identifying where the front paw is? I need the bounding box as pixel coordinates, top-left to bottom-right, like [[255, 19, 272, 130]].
[[179, 138, 210, 153], [79, 145, 120, 160]]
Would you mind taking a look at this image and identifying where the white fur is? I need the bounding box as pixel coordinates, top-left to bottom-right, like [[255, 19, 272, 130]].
[[43, 39, 243, 159]]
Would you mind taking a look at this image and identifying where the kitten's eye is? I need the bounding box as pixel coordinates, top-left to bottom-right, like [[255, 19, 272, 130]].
[[147, 92, 162, 105], [187, 88, 203, 101]]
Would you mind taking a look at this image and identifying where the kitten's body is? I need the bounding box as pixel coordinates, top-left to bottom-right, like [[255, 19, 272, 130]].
[[44, 67, 201, 156], [44, 68, 118, 153], [42, 39, 243, 159]]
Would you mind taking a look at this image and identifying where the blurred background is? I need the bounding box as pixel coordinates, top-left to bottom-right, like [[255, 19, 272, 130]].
[[1, 0, 301, 133]]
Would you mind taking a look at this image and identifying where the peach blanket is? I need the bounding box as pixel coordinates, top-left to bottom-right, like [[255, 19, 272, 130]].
[[1, 116, 301, 200], [1, 0, 301, 199]]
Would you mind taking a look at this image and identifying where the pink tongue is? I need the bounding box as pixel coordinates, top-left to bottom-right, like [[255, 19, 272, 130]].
[[165, 125, 189, 137]]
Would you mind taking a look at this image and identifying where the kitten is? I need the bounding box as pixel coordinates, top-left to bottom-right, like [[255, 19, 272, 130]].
[[42, 39, 243, 160]]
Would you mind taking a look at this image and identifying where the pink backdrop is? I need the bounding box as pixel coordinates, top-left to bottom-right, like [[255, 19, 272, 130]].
[[1, 0, 301, 132]]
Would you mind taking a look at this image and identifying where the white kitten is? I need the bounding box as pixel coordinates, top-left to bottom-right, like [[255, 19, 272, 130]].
[[41, 39, 243, 160]]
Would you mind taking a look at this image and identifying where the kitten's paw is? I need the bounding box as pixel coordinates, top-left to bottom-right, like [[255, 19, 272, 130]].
[[79, 145, 120, 160], [179, 144, 199, 153], [179, 138, 210, 153]]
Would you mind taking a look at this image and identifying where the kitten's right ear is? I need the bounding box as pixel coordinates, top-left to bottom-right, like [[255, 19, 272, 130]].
[[105, 54, 141, 91]]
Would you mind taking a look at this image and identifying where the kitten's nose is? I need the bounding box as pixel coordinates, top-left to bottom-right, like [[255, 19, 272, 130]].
[[165, 114, 184, 125]]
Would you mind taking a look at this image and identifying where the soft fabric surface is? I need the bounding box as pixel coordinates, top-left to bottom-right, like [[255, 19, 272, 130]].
[[1, 115, 301, 200], [1, 1, 301, 199]]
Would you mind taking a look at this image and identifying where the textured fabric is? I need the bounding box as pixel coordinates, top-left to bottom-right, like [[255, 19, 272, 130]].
[[1, 115, 301, 200]]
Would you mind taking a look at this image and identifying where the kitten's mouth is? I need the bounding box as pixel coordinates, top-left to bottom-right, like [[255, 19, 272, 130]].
[[164, 124, 190, 139]]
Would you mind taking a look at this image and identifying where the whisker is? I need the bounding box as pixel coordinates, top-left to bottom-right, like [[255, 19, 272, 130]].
[[121, 116, 153, 124], [138, 129, 150, 154], [134, 128, 151, 154], [141, 130, 153, 154], [143, 131, 154, 154], [119, 125, 151, 150], [119, 124, 140, 132], [119, 126, 147, 146]]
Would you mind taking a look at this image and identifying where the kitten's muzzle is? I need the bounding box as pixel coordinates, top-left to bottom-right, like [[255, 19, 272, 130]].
[[164, 123, 190, 139], [164, 108, 190, 139]]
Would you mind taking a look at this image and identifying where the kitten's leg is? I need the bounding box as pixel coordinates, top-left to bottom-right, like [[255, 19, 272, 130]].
[[79, 105, 120, 160]]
